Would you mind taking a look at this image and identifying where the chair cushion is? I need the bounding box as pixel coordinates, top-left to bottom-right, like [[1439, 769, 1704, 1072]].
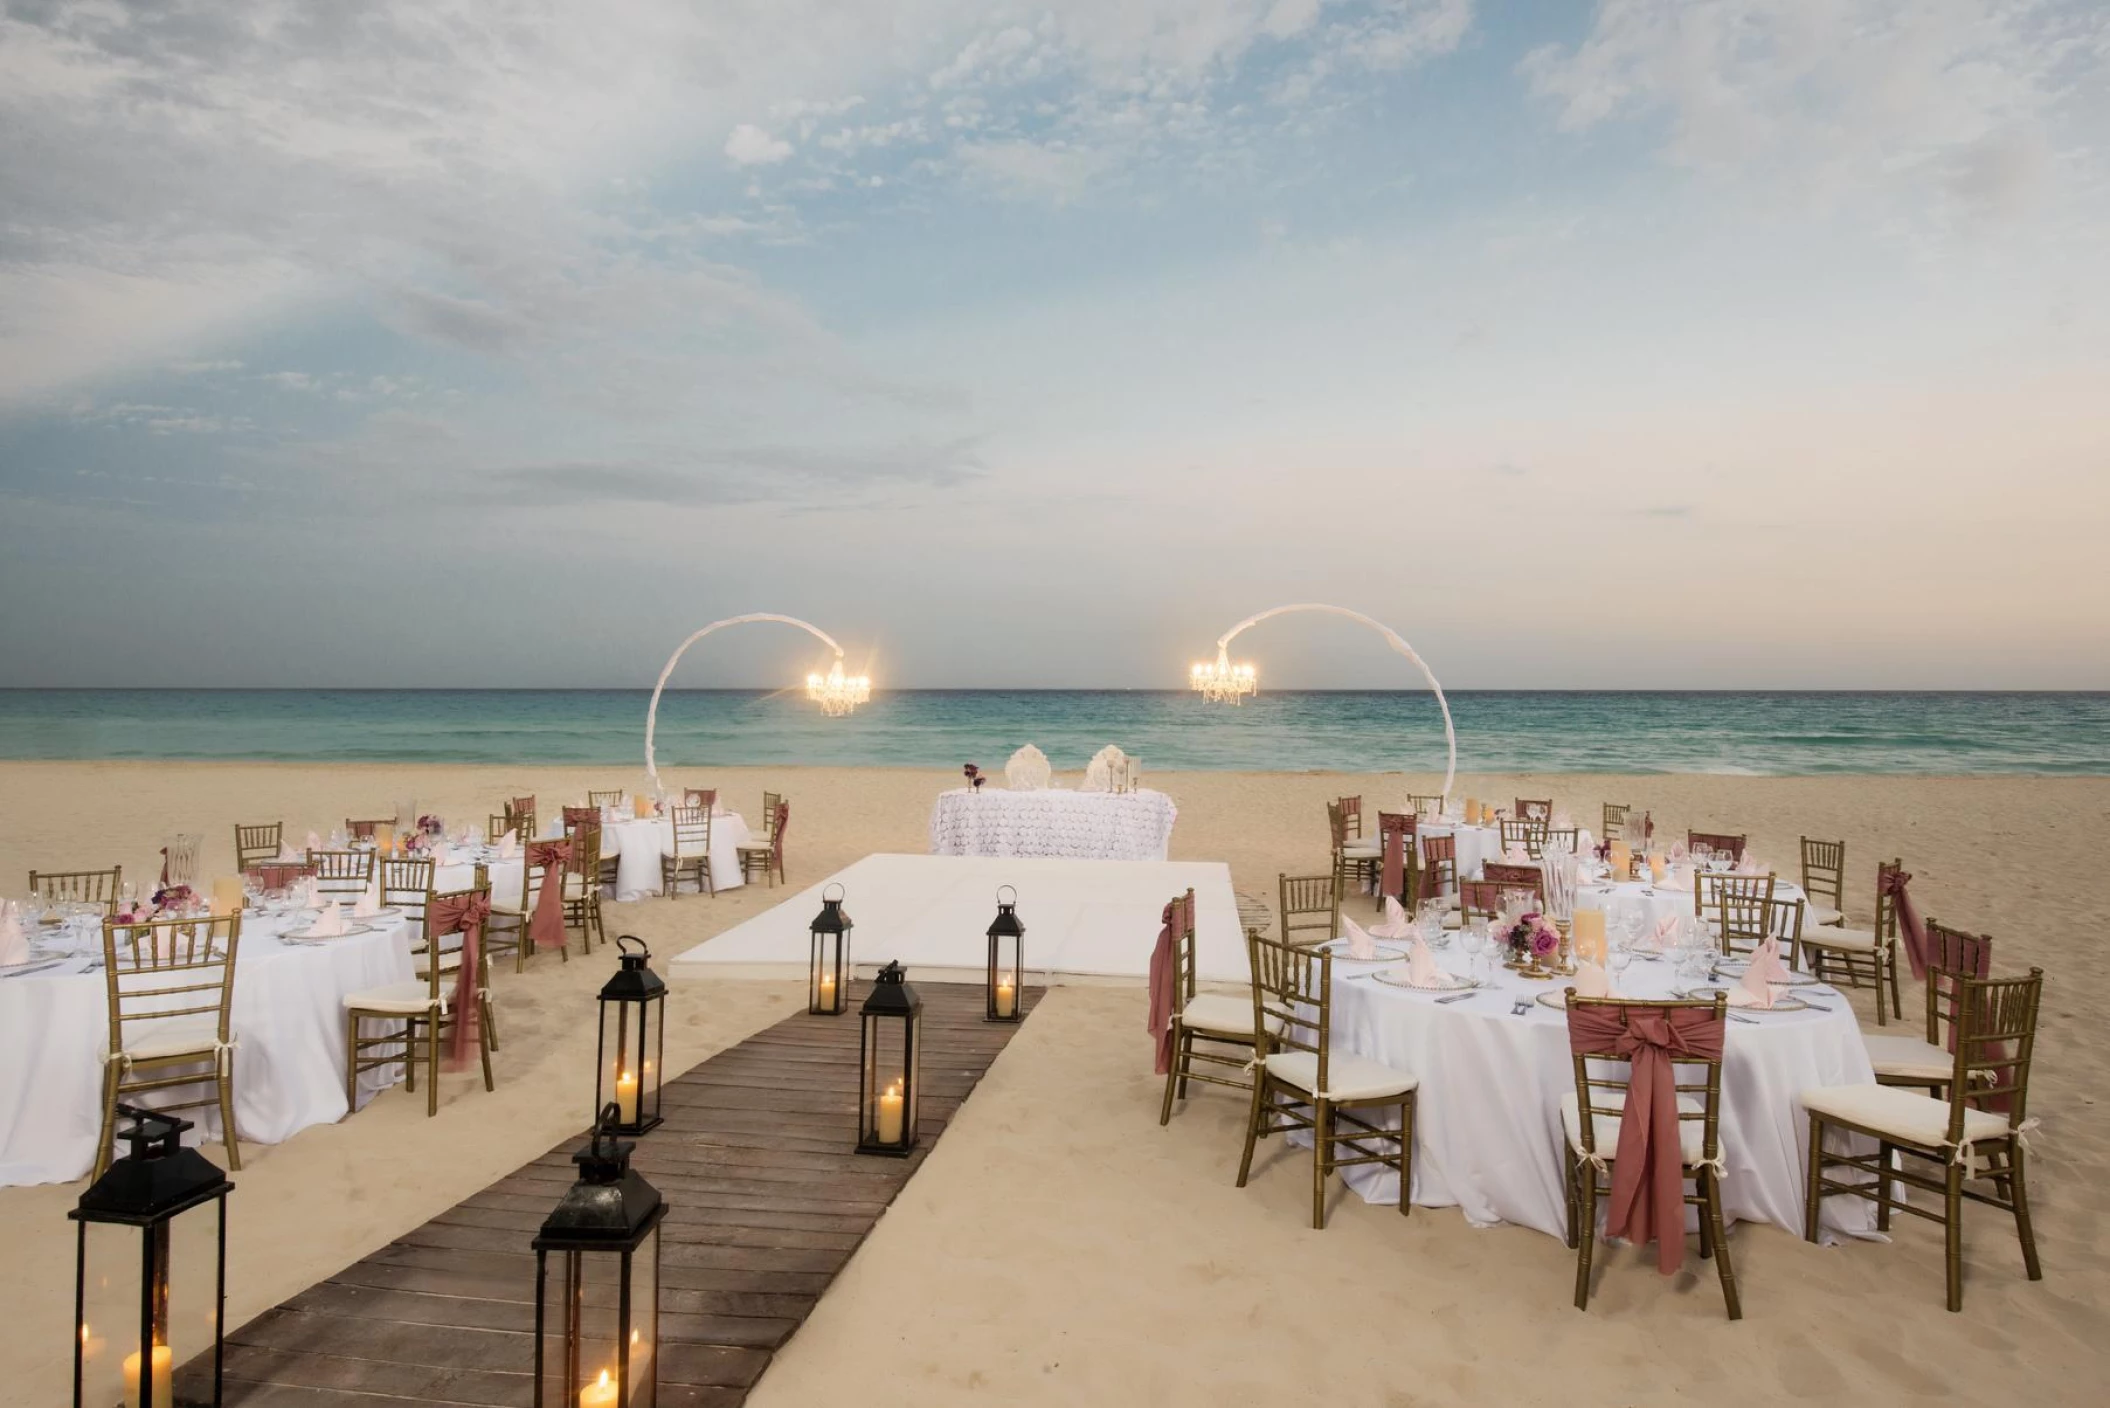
[[345, 980, 442, 1015], [121, 1014, 222, 1062], [1177, 993, 1255, 1037], [1806, 903, 1844, 927], [1863, 1034, 1959, 1082], [1265, 1049, 1417, 1101], [1800, 926, 1878, 952], [1799, 1083, 2010, 1149], [1340, 841, 1382, 859], [1559, 1089, 1707, 1164]]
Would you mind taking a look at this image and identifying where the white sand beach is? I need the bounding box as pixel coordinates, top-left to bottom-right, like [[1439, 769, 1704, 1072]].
[[3, 762, 2106, 1405]]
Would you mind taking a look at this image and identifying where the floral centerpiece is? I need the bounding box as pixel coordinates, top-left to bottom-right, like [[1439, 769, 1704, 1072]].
[[962, 763, 985, 792], [1497, 906, 1563, 974]]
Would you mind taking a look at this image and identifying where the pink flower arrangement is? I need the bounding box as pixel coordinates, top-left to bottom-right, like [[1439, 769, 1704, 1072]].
[[963, 764, 985, 791], [1500, 909, 1561, 963]]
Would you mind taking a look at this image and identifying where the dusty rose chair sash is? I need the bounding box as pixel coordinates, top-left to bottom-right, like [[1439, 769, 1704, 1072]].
[[1566, 1005, 1725, 1276], [1378, 812, 1414, 903], [247, 861, 309, 892], [1881, 867, 1931, 980], [684, 788, 717, 810], [427, 891, 493, 1069], [1147, 893, 1189, 1075], [526, 839, 572, 951], [1417, 834, 1454, 903]]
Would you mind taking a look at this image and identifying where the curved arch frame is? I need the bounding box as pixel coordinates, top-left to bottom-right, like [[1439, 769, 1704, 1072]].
[[644, 613, 847, 791], [1208, 602, 1458, 802]]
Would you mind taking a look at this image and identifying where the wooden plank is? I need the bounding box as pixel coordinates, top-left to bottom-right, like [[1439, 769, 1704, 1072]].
[[209, 982, 1035, 1405]]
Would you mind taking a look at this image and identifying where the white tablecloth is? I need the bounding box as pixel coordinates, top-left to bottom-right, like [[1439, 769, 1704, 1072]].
[[1577, 876, 1809, 934], [0, 913, 416, 1187], [1415, 821, 1503, 888], [540, 812, 753, 902], [1316, 951, 1877, 1241], [928, 788, 1178, 861]]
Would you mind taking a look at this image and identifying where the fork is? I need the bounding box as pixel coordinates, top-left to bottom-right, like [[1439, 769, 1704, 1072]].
[[1510, 999, 1532, 1017]]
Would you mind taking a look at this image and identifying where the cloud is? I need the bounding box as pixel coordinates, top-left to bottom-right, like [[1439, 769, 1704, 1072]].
[[958, 140, 1111, 204], [256, 371, 317, 392], [725, 124, 795, 166], [484, 437, 984, 506], [168, 359, 245, 375]]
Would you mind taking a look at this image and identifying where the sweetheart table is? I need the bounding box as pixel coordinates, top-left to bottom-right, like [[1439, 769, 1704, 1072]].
[[1312, 949, 1879, 1242], [928, 787, 1178, 862], [0, 911, 415, 1187]]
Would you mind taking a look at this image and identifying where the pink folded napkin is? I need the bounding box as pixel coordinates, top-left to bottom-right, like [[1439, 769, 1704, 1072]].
[[1657, 864, 1689, 892], [308, 901, 348, 938], [1573, 958, 1611, 998], [1736, 852, 1763, 875], [279, 843, 303, 861], [0, 905, 28, 967], [1369, 896, 1415, 940], [1640, 911, 1680, 952], [305, 830, 322, 852], [497, 829, 520, 859], [1503, 846, 1531, 864], [1342, 914, 1378, 961], [1406, 932, 1446, 987], [353, 876, 381, 918], [1746, 935, 1793, 986], [298, 877, 322, 909], [431, 842, 454, 866], [1732, 948, 1779, 1008]]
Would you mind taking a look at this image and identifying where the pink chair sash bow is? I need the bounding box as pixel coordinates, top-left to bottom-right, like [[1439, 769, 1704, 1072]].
[[427, 891, 493, 1069], [526, 839, 572, 952], [1147, 894, 1188, 1075], [1378, 812, 1413, 904], [1566, 1005, 1726, 1276], [1881, 867, 1932, 980]]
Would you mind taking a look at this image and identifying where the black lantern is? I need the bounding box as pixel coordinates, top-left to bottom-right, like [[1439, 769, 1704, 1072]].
[[986, 885, 1025, 1023], [596, 937, 665, 1137], [808, 883, 852, 1016], [534, 1106, 666, 1408], [70, 1105, 231, 1408], [855, 961, 922, 1157]]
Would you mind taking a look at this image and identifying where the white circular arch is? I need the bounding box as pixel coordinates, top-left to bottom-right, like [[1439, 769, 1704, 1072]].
[[644, 613, 847, 791], [1211, 602, 1458, 802]]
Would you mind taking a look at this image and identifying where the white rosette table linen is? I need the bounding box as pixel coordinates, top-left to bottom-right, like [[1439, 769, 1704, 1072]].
[[928, 787, 1177, 862], [0, 914, 415, 1187], [536, 812, 754, 901], [1315, 956, 1876, 1241]]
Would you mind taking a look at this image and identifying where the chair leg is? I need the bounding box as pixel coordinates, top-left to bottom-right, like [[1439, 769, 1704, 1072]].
[[483, 995, 500, 1052], [2011, 1142, 2042, 1281], [426, 1017, 441, 1118], [1235, 1077, 1266, 1188], [1944, 1159, 1965, 1312], [1705, 1170, 1741, 1321], [344, 1015, 359, 1114], [1802, 1112, 1825, 1243], [1563, 1146, 1579, 1250], [1876, 1141, 1894, 1232], [1574, 1169, 1598, 1311], [217, 1052, 242, 1172], [479, 1012, 496, 1093], [94, 1061, 122, 1179], [1311, 1099, 1332, 1230], [1886, 944, 1903, 1023], [1398, 1093, 1414, 1218], [402, 1019, 417, 1093]]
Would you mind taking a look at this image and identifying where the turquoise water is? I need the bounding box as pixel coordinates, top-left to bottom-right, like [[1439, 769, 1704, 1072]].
[[0, 690, 2103, 774]]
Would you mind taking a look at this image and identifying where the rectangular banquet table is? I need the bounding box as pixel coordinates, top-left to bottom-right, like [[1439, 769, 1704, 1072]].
[[928, 787, 1178, 862], [1311, 947, 1878, 1242], [0, 912, 416, 1186]]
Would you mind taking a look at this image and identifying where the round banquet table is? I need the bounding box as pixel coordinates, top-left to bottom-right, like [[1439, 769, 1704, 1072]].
[[540, 811, 753, 902], [1577, 875, 1810, 934], [0, 910, 416, 1187], [928, 787, 1178, 861], [1413, 821, 1504, 885], [1313, 948, 1878, 1242]]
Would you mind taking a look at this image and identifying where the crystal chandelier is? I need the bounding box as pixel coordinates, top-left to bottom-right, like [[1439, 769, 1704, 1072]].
[[1189, 649, 1257, 704], [806, 660, 872, 717]]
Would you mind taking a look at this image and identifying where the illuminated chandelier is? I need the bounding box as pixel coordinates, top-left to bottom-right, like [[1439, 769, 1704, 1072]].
[[806, 660, 872, 717], [1189, 648, 1258, 705]]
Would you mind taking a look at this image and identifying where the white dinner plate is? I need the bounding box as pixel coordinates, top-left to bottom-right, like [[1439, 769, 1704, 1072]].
[[1373, 969, 1482, 993], [1319, 939, 1408, 963], [285, 922, 375, 942]]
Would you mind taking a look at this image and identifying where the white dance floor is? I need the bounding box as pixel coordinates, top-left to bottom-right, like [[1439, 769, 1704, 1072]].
[[669, 853, 1247, 984]]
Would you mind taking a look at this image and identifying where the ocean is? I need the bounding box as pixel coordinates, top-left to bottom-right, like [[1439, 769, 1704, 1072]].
[[0, 690, 2103, 775]]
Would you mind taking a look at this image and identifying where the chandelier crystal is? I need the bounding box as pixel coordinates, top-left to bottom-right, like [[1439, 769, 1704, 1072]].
[[1189, 649, 1257, 705], [806, 660, 872, 717]]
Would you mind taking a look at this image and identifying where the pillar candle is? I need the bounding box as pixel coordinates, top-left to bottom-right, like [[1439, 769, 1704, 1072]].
[[615, 1070, 639, 1126], [1464, 798, 1480, 826], [123, 1343, 173, 1408], [818, 971, 836, 1009], [995, 979, 1016, 1019], [580, 1368, 619, 1408], [1572, 908, 1606, 965], [876, 1081, 904, 1143], [211, 876, 245, 916]]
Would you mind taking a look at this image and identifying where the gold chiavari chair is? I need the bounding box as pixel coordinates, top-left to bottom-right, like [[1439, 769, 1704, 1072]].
[[95, 913, 242, 1175], [511, 795, 537, 819], [233, 822, 283, 871], [1544, 827, 1581, 855], [1159, 889, 1262, 1123], [306, 849, 375, 901], [381, 856, 436, 929], [563, 824, 608, 952], [344, 885, 499, 1118], [1277, 872, 1341, 948], [1515, 797, 1553, 822], [1237, 928, 1417, 1229], [1563, 992, 1738, 1319], [487, 813, 514, 842], [1798, 858, 1905, 1024], [1328, 801, 1381, 902], [1407, 793, 1445, 818], [1705, 873, 1777, 957], [1602, 803, 1632, 841], [345, 817, 397, 842], [1418, 833, 1458, 909], [28, 865, 124, 914], [485, 843, 569, 975], [1687, 830, 1747, 862], [661, 806, 716, 898], [1460, 879, 1539, 926], [1482, 860, 1544, 892], [1498, 817, 1548, 860], [759, 791, 783, 843], [586, 790, 625, 811], [1865, 922, 1992, 1096], [1800, 837, 1847, 926], [737, 799, 790, 888], [1801, 967, 2044, 1312], [1376, 812, 1418, 912], [563, 806, 619, 894], [415, 880, 500, 1051], [1764, 896, 1807, 968], [1336, 795, 1366, 840]]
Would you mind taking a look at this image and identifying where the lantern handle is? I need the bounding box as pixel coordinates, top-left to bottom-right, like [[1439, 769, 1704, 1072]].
[[996, 884, 1017, 907], [616, 933, 650, 961], [822, 882, 846, 903]]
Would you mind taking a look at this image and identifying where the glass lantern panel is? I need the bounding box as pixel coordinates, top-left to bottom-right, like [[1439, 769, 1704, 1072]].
[[540, 1246, 653, 1408], [78, 1206, 221, 1408], [988, 936, 1022, 1019], [862, 1015, 914, 1147], [601, 1001, 651, 1129]]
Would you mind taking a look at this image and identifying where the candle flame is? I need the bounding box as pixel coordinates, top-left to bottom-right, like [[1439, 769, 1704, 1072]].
[[597, 1369, 611, 1388]]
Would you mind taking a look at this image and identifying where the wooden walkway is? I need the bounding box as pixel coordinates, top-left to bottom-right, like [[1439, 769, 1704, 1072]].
[[187, 981, 1039, 1407]]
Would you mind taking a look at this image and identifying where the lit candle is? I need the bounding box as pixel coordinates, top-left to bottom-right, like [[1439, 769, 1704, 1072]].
[[122, 1343, 173, 1408], [876, 1080, 904, 1144], [615, 1069, 639, 1126], [818, 971, 836, 1008], [994, 977, 1016, 1019], [1572, 909, 1606, 965], [580, 1367, 619, 1408], [80, 1322, 105, 1362]]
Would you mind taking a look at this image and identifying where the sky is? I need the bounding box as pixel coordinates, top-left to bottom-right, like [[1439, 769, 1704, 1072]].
[[1, 0, 2107, 690]]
